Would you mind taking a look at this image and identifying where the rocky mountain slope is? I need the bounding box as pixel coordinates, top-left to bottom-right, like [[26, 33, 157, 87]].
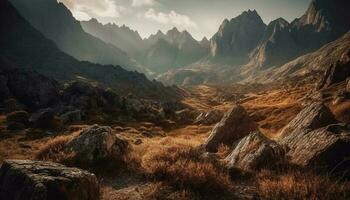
[[140, 28, 208, 74], [160, 0, 350, 86], [252, 31, 350, 83], [0, 0, 180, 101], [80, 19, 147, 57], [210, 9, 266, 63], [9, 0, 140, 72]]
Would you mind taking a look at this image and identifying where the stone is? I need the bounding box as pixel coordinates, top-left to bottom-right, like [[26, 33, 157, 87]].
[[194, 109, 224, 125], [280, 124, 350, 172], [65, 125, 128, 165], [317, 61, 350, 89], [4, 68, 60, 109], [29, 108, 55, 128], [60, 110, 82, 124], [279, 102, 337, 139], [204, 105, 258, 152], [0, 160, 99, 200], [225, 132, 286, 171]]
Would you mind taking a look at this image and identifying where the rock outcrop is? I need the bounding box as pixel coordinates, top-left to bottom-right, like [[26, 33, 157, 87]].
[[279, 102, 337, 139], [194, 109, 223, 125], [0, 160, 99, 200], [317, 61, 350, 89], [204, 105, 257, 152], [210, 10, 266, 60], [281, 124, 350, 171], [226, 132, 286, 171], [65, 125, 128, 165]]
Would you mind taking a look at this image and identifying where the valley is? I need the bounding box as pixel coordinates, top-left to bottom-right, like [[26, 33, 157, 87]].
[[0, 0, 350, 199]]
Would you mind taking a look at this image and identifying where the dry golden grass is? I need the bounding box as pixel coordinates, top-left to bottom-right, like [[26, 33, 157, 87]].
[[123, 133, 235, 199], [35, 134, 75, 164], [142, 182, 195, 200], [258, 170, 350, 200]]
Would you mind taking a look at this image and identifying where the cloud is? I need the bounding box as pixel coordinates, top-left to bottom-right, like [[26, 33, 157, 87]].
[[144, 8, 197, 28], [58, 0, 126, 23], [132, 0, 154, 7]]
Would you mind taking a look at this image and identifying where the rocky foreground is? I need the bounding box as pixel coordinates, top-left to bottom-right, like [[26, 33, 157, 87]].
[[0, 73, 350, 199]]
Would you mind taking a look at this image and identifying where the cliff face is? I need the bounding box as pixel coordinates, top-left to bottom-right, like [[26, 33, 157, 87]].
[[210, 10, 266, 60], [0, 0, 180, 101], [9, 0, 138, 71]]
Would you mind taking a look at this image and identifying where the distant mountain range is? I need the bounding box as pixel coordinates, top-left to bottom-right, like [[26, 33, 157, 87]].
[[160, 0, 350, 85], [1, 0, 179, 101], [5, 0, 350, 86]]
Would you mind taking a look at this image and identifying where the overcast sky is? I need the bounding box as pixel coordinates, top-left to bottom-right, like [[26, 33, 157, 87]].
[[58, 0, 312, 40]]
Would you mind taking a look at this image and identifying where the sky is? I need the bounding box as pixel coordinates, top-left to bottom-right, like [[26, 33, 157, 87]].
[[58, 0, 312, 40]]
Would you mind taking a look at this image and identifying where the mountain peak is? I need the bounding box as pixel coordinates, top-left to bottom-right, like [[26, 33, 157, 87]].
[[269, 17, 289, 28]]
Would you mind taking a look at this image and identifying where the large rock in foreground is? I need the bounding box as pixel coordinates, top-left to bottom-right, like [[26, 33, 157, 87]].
[[279, 102, 337, 139], [225, 132, 286, 171], [204, 105, 257, 152], [281, 124, 350, 171], [65, 125, 128, 165], [0, 160, 99, 200]]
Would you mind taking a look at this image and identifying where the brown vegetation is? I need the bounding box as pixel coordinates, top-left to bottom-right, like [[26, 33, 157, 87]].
[[35, 134, 75, 164], [258, 170, 350, 200]]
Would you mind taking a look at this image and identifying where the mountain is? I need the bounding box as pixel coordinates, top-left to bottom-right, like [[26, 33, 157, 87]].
[[210, 10, 266, 63], [245, 18, 298, 71], [141, 28, 208, 74], [80, 19, 146, 57], [291, 0, 350, 51], [245, 0, 350, 74], [0, 0, 180, 101], [9, 0, 140, 72], [269, 32, 350, 82]]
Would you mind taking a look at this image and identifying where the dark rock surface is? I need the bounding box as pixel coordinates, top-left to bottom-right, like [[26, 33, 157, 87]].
[[281, 124, 350, 172], [194, 109, 224, 125], [0, 159, 99, 200], [204, 105, 258, 152], [279, 102, 337, 139], [226, 131, 286, 171], [65, 125, 128, 165], [317, 61, 350, 89]]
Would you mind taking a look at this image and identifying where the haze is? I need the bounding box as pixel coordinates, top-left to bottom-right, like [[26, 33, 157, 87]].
[[59, 0, 312, 40]]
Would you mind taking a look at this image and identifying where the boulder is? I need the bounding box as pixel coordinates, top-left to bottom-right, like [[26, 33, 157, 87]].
[[29, 108, 56, 128], [4, 68, 60, 109], [280, 124, 350, 172], [60, 110, 82, 124], [279, 102, 337, 139], [62, 81, 120, 112], [175, 109, 199, 124], [225, 132, 286, 171], [194, 109, 224, 125], [317, 61, 350, 89], [0, 160, 99, 200], [6, 111, 29, 125], [204, 105, 258, 152], [65, 125, 128, 165]]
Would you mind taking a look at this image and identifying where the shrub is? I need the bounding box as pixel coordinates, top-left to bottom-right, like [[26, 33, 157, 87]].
[[140, 145, 233, 196], [36, 135, 75, 164], [258, 170, 350, 200]]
